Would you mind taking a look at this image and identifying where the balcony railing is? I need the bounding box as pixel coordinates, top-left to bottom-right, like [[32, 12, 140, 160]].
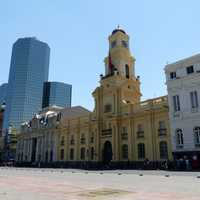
[[102, 129, 112, 137], [137, 131, 144, 138], [158, 128, 167, 136]]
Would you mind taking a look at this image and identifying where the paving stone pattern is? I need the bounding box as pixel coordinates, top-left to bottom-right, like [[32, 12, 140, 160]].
[[0, 168, 199, 200]]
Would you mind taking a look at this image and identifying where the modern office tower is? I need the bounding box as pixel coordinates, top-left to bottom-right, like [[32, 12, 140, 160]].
[[165, 54, 200, 160], [3, 37, 50, 130], [0, 83, 8, 105], [42, 82, 72, 108]]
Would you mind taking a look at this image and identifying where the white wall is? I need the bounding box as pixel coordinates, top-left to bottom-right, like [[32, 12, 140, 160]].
[[165, 54, 200, 153]]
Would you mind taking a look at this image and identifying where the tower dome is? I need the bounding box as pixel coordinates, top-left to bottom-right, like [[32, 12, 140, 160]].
[[112, 28, 126, 35]]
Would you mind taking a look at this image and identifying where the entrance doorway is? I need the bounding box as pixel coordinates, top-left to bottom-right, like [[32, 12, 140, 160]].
[[102, 141, 113, 164]]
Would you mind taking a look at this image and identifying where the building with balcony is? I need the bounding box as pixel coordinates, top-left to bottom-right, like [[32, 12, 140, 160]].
[[165, 54, 200, 162], [16, 29, 172, 168]]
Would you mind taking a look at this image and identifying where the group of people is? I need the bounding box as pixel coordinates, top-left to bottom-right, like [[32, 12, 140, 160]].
[[175, 155, 199, 171], [143, 155, 200, 171]]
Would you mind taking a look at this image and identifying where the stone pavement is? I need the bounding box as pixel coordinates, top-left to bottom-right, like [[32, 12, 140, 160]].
[[0, 167, 200, 200]]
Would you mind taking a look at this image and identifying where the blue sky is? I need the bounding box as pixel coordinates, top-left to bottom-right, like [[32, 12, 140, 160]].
[[1, 0, 200, 110]]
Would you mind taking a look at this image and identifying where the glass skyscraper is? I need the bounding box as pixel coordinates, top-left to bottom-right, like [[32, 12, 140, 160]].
[[0, 83, 8, 105], [42, 82, 72, 108], [3, 37, 50, 130]]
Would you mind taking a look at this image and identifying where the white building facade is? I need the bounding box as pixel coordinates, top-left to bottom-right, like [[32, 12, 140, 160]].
[[165, 54, 200, 160]]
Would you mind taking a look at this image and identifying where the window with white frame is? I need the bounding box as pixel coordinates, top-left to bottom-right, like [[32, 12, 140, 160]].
[[173, 95, 180, 112], [190, 91, 199, 109], [176, 129, 184, 146], [194, 127, 200, 145]]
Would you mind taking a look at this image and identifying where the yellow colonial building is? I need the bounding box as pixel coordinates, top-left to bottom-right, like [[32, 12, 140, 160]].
[[16, 28, 172, 168]]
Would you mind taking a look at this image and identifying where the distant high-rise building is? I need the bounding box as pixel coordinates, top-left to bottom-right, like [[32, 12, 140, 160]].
[[3, 37, 50, 130], [42, 82, 72, 108], [0, 83, 8, 105]]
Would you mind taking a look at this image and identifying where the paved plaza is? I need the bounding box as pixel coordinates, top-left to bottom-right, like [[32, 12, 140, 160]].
[[0, 168, 200, 200]]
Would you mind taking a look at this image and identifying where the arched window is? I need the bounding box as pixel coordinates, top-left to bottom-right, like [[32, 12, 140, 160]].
[[80, 147, 85, 160], [176, 129, 184, 146], [159, 141, 168, 159], [194, 127, 200, 145], [125, 64, 129, 78], [138, 143, 145, 159], [122, 144, 128, 159], [90, 147, 94, 160]]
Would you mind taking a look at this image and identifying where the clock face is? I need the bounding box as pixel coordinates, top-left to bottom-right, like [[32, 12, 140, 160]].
[[122, 40, 128, 48]]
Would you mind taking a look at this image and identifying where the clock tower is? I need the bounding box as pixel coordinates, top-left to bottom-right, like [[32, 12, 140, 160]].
[[93, 28, 141, 119]]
